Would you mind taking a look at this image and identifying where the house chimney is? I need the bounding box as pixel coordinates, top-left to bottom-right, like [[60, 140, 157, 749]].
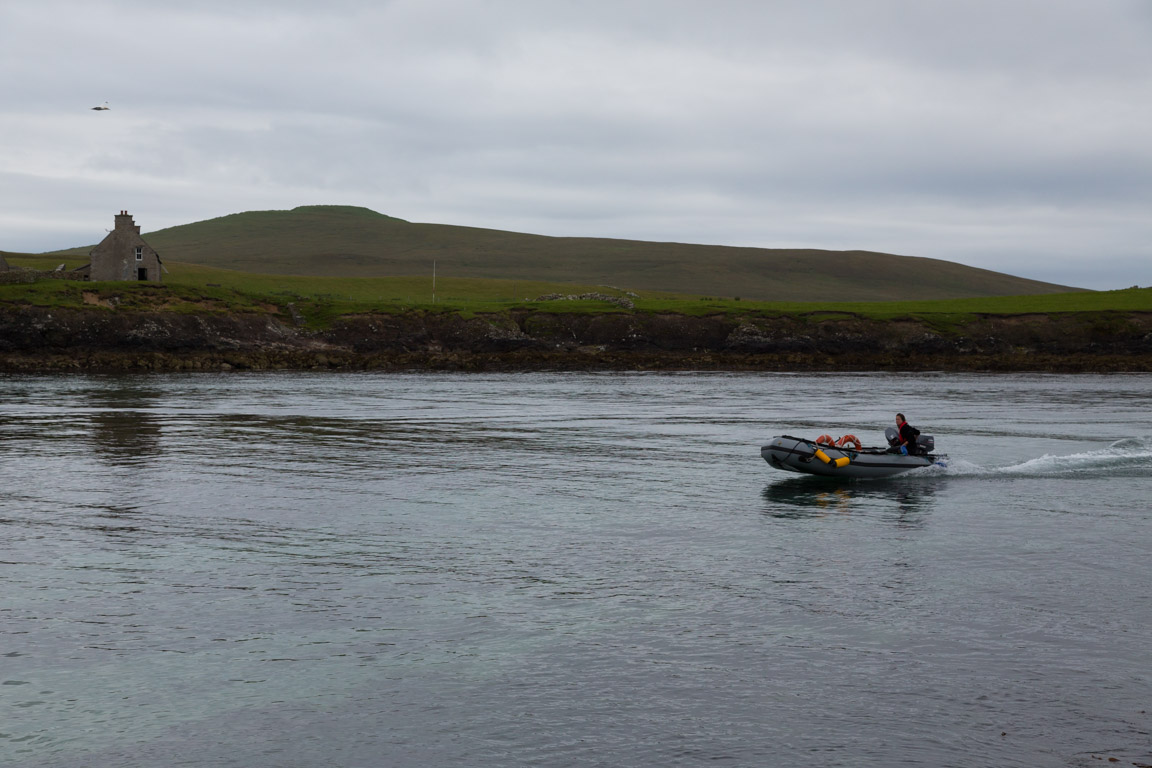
[[114, 210, 137, 232]]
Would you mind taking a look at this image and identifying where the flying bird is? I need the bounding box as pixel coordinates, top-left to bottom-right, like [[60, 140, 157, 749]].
[[91, 102, 110, 111]]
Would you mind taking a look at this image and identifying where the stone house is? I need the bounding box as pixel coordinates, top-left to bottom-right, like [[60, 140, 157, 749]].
[[77, 211, 163, 282]]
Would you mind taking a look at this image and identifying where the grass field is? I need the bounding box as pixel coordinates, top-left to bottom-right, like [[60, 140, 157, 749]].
[[39, 205, 1083, 302], [3, 253, 1150, 328], [2, 254, 656, 325]]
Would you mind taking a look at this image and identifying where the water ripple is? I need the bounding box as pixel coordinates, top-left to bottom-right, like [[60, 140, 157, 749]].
[[1, 372, 1150, 767]]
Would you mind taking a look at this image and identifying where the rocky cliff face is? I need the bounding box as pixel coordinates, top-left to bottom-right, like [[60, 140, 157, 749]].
[[2, 306, 1151, 372]]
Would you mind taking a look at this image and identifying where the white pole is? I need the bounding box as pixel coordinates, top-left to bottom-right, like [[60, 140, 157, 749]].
[[433, 260, 436, 304]]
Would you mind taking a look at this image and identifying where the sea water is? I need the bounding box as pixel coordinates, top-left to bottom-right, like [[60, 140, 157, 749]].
[[1, 372, 1149, 767]]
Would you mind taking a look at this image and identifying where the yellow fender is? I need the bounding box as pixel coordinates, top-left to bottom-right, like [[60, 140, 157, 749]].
[[815, 448, 851, 468]]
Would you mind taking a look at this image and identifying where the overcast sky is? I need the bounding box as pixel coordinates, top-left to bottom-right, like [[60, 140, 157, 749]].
[[3, 0, 1150, 289]]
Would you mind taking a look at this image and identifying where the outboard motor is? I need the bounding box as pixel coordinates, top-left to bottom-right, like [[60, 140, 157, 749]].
[[887, 426, 935, 454]]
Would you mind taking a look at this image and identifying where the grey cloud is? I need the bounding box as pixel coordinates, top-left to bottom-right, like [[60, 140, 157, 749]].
[[2, 0, 1150, 289]]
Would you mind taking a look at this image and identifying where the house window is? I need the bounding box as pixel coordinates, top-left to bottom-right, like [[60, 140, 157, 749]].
[[135, 247, 143, 261]]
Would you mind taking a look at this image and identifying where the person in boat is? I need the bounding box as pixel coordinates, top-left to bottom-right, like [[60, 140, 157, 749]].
[[890, 413, 921, 455]]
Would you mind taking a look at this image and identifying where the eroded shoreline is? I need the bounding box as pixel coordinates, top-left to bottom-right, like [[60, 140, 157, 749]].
[[2, 307, 1150, 372]]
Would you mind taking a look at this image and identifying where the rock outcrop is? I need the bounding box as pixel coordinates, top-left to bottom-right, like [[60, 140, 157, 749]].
[[1, 306, 1151, 372]]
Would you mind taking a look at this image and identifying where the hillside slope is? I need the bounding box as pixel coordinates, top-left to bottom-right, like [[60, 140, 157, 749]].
[[51, 205, 1084, 301]]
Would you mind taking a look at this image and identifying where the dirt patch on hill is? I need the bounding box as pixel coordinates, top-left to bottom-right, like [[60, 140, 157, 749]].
[[81, 291, 115, 308]]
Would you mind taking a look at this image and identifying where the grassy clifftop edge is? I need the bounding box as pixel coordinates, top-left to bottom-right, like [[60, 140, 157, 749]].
[[1, 280, 1150, 373], [1, 261, 1149, 329]]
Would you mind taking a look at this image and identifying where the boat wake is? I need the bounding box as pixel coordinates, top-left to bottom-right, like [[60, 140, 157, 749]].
[[922, 437, 1152, 479]]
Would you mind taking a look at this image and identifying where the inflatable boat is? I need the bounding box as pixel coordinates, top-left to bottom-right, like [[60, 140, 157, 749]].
[[761, 429, 946, 479]]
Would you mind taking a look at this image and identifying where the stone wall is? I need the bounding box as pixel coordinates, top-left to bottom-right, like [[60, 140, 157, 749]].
[[0, 269, 88, 284]]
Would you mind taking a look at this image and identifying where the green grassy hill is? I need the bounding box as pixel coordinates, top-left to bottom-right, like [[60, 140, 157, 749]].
[[46, 206, 1083, 302], [5, 250, 1150, 328]]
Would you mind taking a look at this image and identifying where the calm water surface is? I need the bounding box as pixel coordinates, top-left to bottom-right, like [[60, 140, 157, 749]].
[[1, 372, 1150, 767]]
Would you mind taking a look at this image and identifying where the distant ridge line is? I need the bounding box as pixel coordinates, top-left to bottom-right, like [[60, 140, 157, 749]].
[[50, 205, 1084, 302]]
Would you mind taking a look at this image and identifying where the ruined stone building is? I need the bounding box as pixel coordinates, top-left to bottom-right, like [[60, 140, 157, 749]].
[[78, 211, 163, 282]]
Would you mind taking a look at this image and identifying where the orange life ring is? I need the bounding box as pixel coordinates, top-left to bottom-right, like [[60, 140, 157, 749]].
[[835, 434, 861, 450], [815, 434, 835, 446]]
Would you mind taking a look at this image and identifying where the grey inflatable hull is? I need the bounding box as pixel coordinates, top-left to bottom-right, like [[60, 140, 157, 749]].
[[762, 435, 946, 479]]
